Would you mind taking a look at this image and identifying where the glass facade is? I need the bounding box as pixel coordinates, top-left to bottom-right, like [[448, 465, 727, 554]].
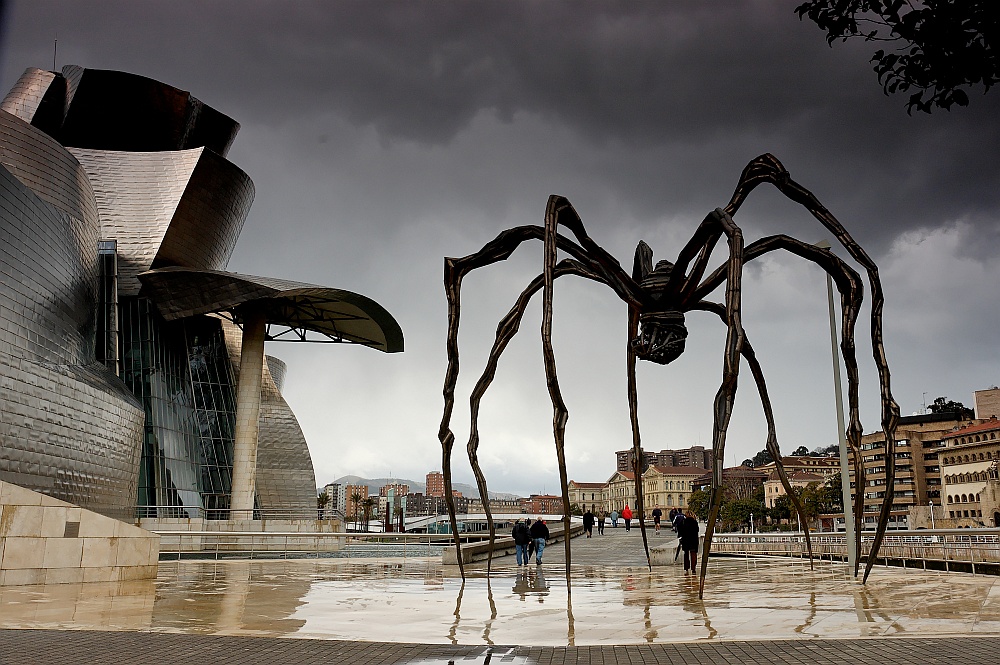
[[184, 316, 237, 517], [121, 298, 238, 518]]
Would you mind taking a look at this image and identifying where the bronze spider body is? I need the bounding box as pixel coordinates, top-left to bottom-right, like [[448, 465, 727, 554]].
[[438, 154, 900, 597]]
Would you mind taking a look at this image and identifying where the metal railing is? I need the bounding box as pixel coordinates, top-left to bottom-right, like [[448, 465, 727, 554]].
[[151, 530, 487, 561], [711, 528, 1000, 574]]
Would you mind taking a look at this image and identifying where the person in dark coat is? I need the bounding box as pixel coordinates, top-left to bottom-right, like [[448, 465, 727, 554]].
[[679, 510, 700, 572], [582, 509, 595, 538], [512, 519, 532, 566], [529, 516, 549, 564]]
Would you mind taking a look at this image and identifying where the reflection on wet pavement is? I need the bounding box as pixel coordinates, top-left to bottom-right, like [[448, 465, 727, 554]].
[[0, 556, 999, 646]]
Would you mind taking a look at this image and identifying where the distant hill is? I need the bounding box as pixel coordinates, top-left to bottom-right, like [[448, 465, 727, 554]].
[[325, 475, 519, 500]]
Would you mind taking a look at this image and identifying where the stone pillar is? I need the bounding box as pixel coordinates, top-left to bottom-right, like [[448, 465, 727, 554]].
[[230, 308, 267, 519]]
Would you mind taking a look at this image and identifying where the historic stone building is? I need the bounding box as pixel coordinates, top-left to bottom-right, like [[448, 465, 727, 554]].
[[940, 416, 1000, 525]]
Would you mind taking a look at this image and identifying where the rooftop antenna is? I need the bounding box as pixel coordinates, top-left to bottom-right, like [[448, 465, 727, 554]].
[[53, 37, 57, 71]]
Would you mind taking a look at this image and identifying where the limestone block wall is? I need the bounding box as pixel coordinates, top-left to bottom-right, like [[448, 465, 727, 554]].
[[0, 480, 159, 586]]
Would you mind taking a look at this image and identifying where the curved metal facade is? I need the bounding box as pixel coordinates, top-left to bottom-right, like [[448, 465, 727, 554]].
[[2, 63, 401, 520], [0, 142, 144, 520]]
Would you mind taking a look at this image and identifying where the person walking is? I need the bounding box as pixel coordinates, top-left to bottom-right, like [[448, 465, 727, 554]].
[[582, 509, 595, 538], [512, 518, 532, 566], [597, 510, 606, 535], [622, 505, 633, 532], [672, 510, 686, 561], [529, 516, 549, 564], [652, 505, 663, 533], [679, 509, 700, 573], [611, 510, 619, 528]]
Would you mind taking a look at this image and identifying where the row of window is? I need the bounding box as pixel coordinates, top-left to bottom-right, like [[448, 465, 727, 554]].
[[948, 493, 981, 504], [943, 449, 1000, 465], [948, 432, 999, 445]]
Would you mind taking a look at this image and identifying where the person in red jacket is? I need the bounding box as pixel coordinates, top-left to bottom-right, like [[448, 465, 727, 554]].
[[622, 505, 633, 532]]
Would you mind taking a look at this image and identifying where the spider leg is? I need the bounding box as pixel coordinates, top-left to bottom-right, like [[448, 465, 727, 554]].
[[694, 300, 816, 568], [693, 209, 745, 600], [693, 235, 868, 572], [543, 197, 574, 575], [466, 260, 607, 573], [626, 300, 653, 569], [724, 154, 900, 583], [440, 223, 641, 576]]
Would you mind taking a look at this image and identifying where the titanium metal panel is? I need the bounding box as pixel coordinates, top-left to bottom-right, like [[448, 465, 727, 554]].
[[138, 268, 404, 353], [70, 148, 253, 297], [39, 66, 240, 156], [0, 164, 144, 520], [0, 68, 60, 127], [0, 110, 99, 232]]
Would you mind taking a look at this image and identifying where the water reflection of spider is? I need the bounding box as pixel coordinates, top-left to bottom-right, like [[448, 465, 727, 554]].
[[439, 154, 900, 597]]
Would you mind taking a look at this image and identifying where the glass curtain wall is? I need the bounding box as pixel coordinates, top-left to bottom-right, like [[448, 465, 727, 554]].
[[183, 316, 237, 518]]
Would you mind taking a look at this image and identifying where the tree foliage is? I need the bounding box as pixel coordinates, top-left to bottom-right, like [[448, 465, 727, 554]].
[[928, 396, 975, 418], [796, 0, 999, 112], [742, 449, 773, 468], [687, 489, 711, 521], [791, 445, 810, 456]]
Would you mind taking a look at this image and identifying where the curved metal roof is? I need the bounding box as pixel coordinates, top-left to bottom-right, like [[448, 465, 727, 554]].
[[138, 267, 403, 353]]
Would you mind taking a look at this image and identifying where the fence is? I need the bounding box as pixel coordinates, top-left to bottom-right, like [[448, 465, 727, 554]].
[[711, 528, 1000, 574], [152, 530, 488, 561]]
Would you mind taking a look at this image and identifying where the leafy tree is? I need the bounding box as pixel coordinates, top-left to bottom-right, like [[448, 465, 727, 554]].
[[791, 445, 810, 456], [770, 494, 794, 523], [796, 0, 999, 112], [928, 396, 975, 418], [720, 497, 764, 532], [742, 449, 773, 468], [811, 443, 840, 456], [361, 496, 377, 532], [687, 489, 711, 520]]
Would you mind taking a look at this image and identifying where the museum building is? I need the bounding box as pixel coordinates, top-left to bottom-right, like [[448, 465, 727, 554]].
[[0, 65, 402, 522]]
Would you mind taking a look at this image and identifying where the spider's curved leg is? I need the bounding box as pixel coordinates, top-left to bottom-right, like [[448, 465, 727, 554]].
[[543, 197, 575, 575], [626, 301, 653, 569], [692, 236, 867, 572], [724, 154, 900, 582], [440, 224, 639, 576], [466, 259, 608, 574], [695, 209, 746, 600], [692, 300, 813, 566]]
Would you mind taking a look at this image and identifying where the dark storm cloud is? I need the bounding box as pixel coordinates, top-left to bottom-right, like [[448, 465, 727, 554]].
[[5, 0, 999, 253]]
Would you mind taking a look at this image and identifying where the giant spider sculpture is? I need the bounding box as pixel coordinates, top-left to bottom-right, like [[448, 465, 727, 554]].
[[438, 154, 900, 598]]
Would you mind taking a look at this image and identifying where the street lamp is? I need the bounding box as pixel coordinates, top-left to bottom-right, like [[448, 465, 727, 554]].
[[817, 240, 857, 575], [750, 512, 754, 533], [929, 499, 936, 529]]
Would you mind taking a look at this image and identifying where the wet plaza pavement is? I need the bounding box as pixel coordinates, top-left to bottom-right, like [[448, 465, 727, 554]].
[[1, 527, 1000, 661]]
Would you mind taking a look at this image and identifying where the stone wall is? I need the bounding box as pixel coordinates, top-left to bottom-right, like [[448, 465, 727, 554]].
[[0, 480, 159, 585]]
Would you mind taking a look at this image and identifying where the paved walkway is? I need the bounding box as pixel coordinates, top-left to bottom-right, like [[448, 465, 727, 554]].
[[1, 629, 998, 664], [3, 525, 999, 663]]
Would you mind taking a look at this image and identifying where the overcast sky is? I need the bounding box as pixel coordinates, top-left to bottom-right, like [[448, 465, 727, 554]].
[[2, 1, 997, 497]]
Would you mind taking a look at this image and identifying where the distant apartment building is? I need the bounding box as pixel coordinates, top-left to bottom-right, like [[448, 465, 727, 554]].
[[940, 416, 1000, 525], [466, 497, 522, 514], [426, 471, 445, 497], [848, 413, 961, 530], [343, 484, 369, 518], [522, 494, 563, 515], [380, 483, 410, 497], [974, 387, 1000, 419], [615, 446, 713, 472], [321, 482, 344, 517], [567, 481, 605, 513], [642, 466, 709, 512]]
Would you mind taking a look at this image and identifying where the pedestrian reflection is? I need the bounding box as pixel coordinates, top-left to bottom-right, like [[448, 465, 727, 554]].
[[512, 567, 549, 601]]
